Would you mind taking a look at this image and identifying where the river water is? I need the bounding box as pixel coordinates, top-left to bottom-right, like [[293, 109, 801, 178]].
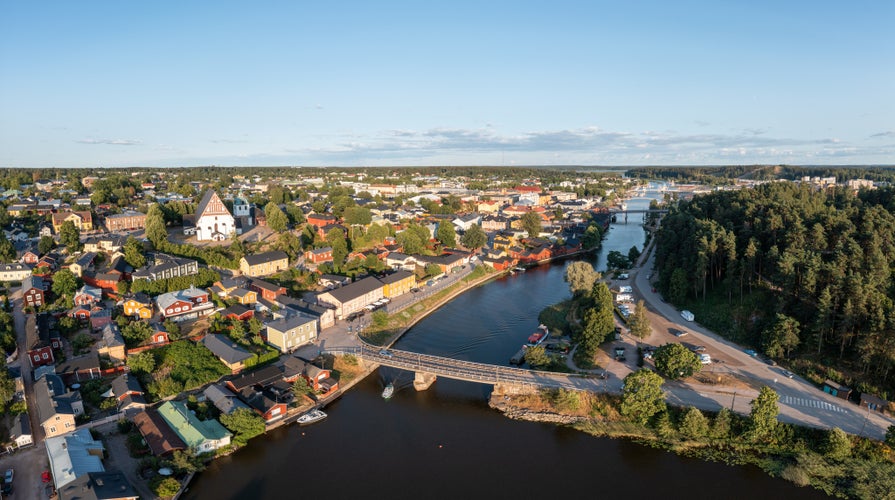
[[184, 196, 825, 500]]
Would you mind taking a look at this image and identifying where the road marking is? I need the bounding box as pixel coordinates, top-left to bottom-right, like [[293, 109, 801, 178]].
[[780, 395, 845, 413]]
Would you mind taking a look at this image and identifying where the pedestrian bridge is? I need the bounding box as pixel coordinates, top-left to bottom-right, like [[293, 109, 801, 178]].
[[324, 343, 596, 392]]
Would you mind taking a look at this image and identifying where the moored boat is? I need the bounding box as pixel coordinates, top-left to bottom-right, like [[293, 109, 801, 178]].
[[382, 382, 395, 400], [297, 409, 327, 426], [525, 324, 550, 347]]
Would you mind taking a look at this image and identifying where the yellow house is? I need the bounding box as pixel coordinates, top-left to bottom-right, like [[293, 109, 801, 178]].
[[230, 288, 258, 305], [51, 211, 93, 233], [123, 293, 153, 319], [239, 251, 289, 277], [378, 270, 416, 298], [492, 234, 515, 252]]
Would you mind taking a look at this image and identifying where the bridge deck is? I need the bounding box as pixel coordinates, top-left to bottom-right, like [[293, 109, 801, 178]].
[[325, 344, 597, 391]]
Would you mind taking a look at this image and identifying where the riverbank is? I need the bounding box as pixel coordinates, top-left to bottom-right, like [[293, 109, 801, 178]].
[[489, 384, 895, 498]]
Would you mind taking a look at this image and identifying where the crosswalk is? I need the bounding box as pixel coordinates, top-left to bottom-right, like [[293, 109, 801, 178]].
[[780, 395, 846, 413]]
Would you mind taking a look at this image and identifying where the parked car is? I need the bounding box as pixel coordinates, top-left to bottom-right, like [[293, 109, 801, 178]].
[[690, 345, 706, 352], [41, 470, 51, 483], [670, 328, 688, 337], [4, 469, 13, 483], [680, 310, 694, 322], [780, 369, 794, 379], [699, 353, 712, 364]]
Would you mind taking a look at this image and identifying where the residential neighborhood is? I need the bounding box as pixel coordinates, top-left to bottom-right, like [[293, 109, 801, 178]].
[[0, 166, 623, 498]]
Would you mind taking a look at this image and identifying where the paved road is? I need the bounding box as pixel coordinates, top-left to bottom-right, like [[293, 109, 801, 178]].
[[630, 248, 894, 440]]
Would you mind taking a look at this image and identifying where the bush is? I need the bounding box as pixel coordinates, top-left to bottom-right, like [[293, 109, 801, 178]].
[[780, 464, 810, 487], [151, 477, 182, 498], [117, 418, 133, 433]]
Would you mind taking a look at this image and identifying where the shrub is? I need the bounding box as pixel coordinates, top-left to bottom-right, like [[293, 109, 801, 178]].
[[152, 477, 182, 498], [780, 464, 810, 487]]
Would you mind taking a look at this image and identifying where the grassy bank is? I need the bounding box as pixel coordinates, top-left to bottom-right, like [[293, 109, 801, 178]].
[[497, 389, 895, 499]]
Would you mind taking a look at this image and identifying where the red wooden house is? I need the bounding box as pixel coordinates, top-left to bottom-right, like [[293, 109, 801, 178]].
[[22, 275, 47, 308], [221, 304, 254, 321], [304, 247, 333, 265], [249, 279, 286, 302], [20, 249, 40, 265], [307, 213, 338, 228]]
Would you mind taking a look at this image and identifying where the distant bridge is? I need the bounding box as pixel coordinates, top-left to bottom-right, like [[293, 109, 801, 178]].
[[608, 208, 668, 214], [324, 343, 597, 392]]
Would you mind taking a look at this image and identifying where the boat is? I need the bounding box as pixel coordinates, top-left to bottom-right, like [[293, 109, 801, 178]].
[[514, 266, 526, 272], [381, 383, 395, 400], [525, 324, 550, 347], [296, 409, 327, 426]]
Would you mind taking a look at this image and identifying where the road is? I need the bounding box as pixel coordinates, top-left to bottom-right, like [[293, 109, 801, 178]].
[[629, 247, 894, 440]]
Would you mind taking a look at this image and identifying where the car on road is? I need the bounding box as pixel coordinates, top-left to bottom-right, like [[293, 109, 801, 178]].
[[780, 369, 794, 379], [680, 310, 694, 322], [378, 349, 393, 358], [42, 470, 51, 483], [744, 349, 758, 357]]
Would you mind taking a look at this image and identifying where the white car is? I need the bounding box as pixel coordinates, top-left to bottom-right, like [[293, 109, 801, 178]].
[[699, 353, 712, 364], [681, 310, 694, 322]]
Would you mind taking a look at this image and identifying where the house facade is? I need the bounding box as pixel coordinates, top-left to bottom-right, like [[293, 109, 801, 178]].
[[0, 262, 32, 281], [105, 210, 147, 232], [132, 253, 199, 282], [316, 276, 384, 320], [378, 270, 416, 298], [239, 250, 289, 277], [23, 274, 47, 307], [156, 400, 232, 454], [51, 211, 93, 232], [122, 293, 153, 319], [194, 190, 235, 241], [265, 314, 318, 353], [156, 287, 214, 321]]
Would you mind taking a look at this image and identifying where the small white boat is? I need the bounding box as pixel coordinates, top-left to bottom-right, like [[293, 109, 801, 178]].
[[382, 383, 395, 400], [297, 409, 327, 426], [514, 266, 526, 272]]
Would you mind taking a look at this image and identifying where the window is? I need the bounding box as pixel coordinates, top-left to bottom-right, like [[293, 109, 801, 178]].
[[64, 422, 72, 428], [42, 353, 49, 359], [49, 426, 56, 433], [33, 355, 40, 362]]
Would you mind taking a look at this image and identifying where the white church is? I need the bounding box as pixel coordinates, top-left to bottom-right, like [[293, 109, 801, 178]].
[[194, 190, 235, 241]]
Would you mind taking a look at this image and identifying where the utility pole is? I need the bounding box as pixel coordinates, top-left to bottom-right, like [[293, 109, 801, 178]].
[[730, 391, 737, 411]]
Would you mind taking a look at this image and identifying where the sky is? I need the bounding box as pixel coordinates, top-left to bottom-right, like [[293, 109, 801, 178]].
[[1, 1, 893, 168]]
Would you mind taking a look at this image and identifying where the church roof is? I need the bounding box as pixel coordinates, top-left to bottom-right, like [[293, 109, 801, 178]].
[[196, 189, 232, 218]]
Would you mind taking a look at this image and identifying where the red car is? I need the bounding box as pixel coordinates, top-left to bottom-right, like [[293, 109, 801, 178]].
[[42, 470, 51, 483]]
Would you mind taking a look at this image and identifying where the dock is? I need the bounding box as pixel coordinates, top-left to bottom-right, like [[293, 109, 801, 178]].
[[510, 346, 526, 365]]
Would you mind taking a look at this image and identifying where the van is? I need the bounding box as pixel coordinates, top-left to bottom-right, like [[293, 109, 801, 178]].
[[681, 310, 694, 322]]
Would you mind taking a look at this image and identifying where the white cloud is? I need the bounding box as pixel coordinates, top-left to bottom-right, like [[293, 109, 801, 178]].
[[77, 138, 142, 146]]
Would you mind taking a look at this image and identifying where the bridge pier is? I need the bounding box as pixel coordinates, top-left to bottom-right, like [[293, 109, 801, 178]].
[[413, 372, 437, 391]]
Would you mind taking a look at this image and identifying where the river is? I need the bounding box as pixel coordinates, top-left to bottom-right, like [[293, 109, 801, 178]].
[[184, 195, 826, 500]]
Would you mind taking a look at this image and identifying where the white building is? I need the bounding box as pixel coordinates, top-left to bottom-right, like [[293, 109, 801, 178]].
[[195, 190, 235, 241]]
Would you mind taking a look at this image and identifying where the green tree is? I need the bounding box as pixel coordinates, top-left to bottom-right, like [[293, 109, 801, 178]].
[[606, 250, 629, 270], [326, 228, 348, 268], [524, 345, 550, 368], [436, 221, 457, 248], [748, 386, 779, 442], [627, 245, 642, 265], [219, 407, 266, 446], [425, 263, 442, 277], [620, 369, 666, 425], [711, 407, 732, 440], [885, 425, 895, 448], [292, 377, 312, 399], [762, 313, 801, 358], [653, 343, 701, 379], [824, 427, 852, 461], [520, 211, 542, 238], [564, 261, 600, 295], [679, 407, 709, 440], [265, 202, 289, 232], [123, 236, 146, 269], [0, 233, 15, 262], [51, 269, 80, 298], [627, 300, 651, 340], [116, 280, 129, 296], [582, 224, 603, 249], [121, 321, 153, 346], [0, 358, 16, 405], [127, 351, 156, 374], [460, 224, 487, 250], [580, 283, 615, 359], [152, 477, 181, 498], [59, 220, 81, 251], [38, 235, 55, 255], [145, 204, 168, 246], [668, 268, 689, 304], [343, 206, 372, 226]]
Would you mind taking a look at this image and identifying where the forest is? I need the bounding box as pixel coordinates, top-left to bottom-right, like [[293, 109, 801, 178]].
[[653, 182, 895, 399]]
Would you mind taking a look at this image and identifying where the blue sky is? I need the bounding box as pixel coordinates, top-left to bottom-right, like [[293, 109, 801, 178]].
[[1, 1, 893, 168]]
